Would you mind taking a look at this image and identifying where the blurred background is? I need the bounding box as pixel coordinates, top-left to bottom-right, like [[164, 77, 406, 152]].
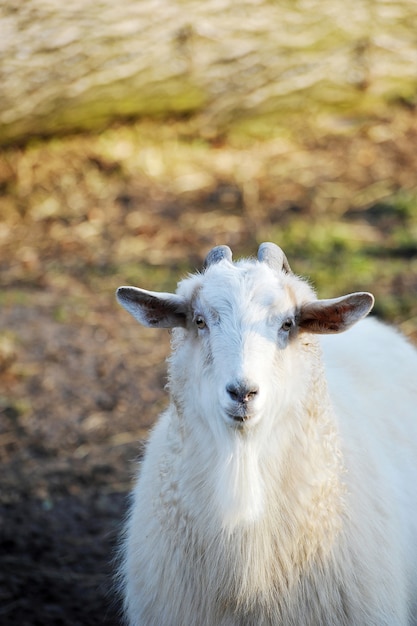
[[1, 1, 416, 623]]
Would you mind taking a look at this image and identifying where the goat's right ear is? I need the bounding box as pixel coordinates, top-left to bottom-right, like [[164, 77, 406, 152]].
[[116, 287, 188, 328], [298, 292, 374, 334]]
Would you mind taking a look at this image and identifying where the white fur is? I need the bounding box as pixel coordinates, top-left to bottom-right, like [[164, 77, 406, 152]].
[[117, 254, 417, 626]]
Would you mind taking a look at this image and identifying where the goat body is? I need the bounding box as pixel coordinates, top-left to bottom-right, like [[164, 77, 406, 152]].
[[117, 244, 417, 626]]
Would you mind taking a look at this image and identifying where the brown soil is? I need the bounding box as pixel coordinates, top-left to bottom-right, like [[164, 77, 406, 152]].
[[0, 116, 416, 625]]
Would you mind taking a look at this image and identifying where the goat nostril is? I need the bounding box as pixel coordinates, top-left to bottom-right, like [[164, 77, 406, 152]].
[[226, 385, 238, 402], [226, 382, 259, 404]]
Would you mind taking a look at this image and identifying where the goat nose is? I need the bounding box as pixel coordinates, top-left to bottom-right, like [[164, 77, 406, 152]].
[[226, 381, 259, 404]]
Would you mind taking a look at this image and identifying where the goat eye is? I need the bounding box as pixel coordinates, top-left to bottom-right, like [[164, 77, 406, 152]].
[[281, 318, 294, 332], [195, 315, 207, 329]]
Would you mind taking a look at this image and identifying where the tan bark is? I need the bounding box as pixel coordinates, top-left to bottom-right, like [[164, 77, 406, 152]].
[[0, 0, 416, 145]]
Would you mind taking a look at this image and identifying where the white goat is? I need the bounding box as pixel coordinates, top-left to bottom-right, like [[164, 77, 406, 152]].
[[116, 243, 417, 626]]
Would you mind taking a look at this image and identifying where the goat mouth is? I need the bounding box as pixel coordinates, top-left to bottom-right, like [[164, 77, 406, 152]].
[[225, 409, 255, 425]]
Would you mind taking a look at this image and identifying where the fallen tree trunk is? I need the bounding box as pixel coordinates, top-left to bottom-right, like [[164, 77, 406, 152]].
[[0, 0, 416, 145]]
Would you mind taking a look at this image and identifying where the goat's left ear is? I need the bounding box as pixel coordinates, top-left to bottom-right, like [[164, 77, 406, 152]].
[[116, 287, 188, 328], [298, 292, 374, 334]]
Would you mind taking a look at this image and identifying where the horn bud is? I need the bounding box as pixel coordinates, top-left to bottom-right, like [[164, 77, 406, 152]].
[[203, 245, 233, 270], [258, 242, 291, 274]]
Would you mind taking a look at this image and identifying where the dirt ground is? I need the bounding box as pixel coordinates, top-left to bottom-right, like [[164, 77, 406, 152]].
[[0, 115, 416, 625]]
